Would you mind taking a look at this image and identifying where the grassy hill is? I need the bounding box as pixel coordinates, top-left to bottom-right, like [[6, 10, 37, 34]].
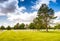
[[0, 30, 60, 41]]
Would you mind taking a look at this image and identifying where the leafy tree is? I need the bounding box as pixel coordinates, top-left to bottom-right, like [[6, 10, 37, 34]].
[[33, 4, 56, 32], [14, 23, 19, 29], [19, 23, 25, 29], [28, 23, 36, 29], [0, 25, 5, 30], [6, 26, 11, 30]]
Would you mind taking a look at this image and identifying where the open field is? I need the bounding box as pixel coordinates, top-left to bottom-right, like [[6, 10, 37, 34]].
[[0, 30, 60, 41]]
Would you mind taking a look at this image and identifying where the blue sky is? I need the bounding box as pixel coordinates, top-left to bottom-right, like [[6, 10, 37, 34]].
[[0, 0, 60, 27], [49, 0, 60, 12]]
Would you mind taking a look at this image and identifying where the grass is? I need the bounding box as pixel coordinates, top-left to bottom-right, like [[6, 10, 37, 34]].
[[0, 30, 60, 41]]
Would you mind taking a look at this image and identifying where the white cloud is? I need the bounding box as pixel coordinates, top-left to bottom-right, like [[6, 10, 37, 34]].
[[18, 7, 26, 12], [0, 0, 57, 27], [20, 0, 24, 2], [53, 11, 60, 23], [48, 11, 60, 27], [0, 22, 16, 27], [51, 0, 56, 2], [7, 11, 37, 24]]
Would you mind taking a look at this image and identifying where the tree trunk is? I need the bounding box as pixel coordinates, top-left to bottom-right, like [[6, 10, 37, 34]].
[[46, 27, 48, 32], [45, 16, 48, 32]]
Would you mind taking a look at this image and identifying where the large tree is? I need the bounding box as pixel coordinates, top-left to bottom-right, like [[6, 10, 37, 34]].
[[34, 4, 56, 32]]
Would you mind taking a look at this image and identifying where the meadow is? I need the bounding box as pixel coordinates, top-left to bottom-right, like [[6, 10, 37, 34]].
[[0, 30, 60, 41]]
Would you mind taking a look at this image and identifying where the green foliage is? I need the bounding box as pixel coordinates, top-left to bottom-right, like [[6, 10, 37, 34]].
[[0, 25, 5, 30], [6, 26, 11, 30], [14, 23, 25, 29], [33, 4, 56, 32], [54, 24, 60, 29], [28, 23, 36, 29], [19, 23, 25, 29], [14, 23, 20, 29]]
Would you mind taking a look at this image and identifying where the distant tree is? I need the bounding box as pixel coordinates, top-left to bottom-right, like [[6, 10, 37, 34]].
[[14, 23, 19, 29], [28, 23, 36, 29], [19, 23, 25, 29], [54, 24, 60, 29], [6, 26, 11, 30], [0, 25, 5, 30], [33, 4, 56, 32]]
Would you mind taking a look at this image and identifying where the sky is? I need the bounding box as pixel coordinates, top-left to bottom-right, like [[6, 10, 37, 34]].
[[0, 0, 60, 27]]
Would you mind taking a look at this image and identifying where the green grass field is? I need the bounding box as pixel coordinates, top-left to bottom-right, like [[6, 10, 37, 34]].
[[0, 30, 60, 41]]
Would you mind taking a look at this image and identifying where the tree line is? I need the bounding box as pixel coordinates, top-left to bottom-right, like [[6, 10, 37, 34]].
[[0, 4, 58, 32], [0, 22, 60, 30]]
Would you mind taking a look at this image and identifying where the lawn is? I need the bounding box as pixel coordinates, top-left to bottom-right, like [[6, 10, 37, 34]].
[[0, 30, 60, 41]]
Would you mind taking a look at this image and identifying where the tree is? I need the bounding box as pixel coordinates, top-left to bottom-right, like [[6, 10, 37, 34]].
[[33, 4, 56, 32], [28, 23, 36, 29], [0, 25, 5, 30], [54, 24, 60, 29], [6, 26, 11, 30], [14, 23, 19, 29], [19, 23, 25, 29]]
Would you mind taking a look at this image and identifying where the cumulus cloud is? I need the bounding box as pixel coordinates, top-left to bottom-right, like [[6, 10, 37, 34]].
[[0, 0, 57, 26], [0, 0, 17, 14], [7, 11, 37, 23]]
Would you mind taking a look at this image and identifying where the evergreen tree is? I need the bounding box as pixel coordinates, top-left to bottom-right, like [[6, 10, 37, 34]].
[[33, 4, 56, 32]]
